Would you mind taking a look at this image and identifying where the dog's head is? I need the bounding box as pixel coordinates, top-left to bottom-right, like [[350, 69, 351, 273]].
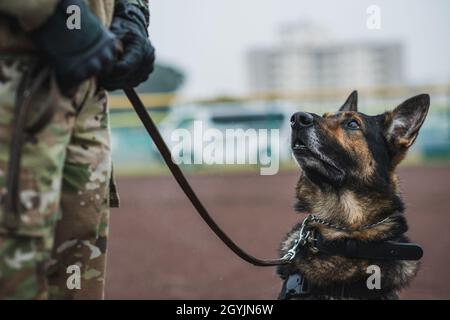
[[291, 91, 429, 224]]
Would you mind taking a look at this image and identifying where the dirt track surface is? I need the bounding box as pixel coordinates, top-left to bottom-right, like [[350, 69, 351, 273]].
[[105, 167, 450, 299]]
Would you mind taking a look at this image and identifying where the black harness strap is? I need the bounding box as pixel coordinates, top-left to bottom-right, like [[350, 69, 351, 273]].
[[4, 64, 52, 230], [279, 273, 398, 300], [314, 232, 423, 261]]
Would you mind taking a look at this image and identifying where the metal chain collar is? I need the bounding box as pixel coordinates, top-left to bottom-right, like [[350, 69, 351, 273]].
[[282, 213, 398, 262], [282, 215, 315, 261], [308, 214, 397, 232]]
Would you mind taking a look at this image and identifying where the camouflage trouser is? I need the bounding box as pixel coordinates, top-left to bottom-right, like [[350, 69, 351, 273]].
[[0, 54, 117, 299]]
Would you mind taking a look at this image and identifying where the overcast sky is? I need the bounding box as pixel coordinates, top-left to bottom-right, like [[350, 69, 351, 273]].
[[150, 0, 450, 98]]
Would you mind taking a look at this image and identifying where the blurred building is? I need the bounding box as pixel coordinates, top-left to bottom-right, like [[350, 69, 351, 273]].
[[247, 21, 405, 92]]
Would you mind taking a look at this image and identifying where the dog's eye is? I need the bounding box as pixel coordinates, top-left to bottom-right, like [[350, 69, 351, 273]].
[[346, 119, 360, 130]]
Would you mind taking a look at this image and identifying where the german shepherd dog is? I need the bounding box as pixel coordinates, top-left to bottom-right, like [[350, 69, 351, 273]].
[[277, 91, 430, 299]]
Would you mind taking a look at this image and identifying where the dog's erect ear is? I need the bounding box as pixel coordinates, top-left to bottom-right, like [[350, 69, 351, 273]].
[[339, 90, 358, 112], [384, 94, 430, 151]]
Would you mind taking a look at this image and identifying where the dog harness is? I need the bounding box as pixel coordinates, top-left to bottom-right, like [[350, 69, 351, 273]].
[[278, 234, 423, 299], [278, 273, 398, 300], [278, 214, 423, 299]]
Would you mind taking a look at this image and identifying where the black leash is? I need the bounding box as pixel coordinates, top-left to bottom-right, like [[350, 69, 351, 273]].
[[124, 88, 289, 266], [124, 88, 423, 267]]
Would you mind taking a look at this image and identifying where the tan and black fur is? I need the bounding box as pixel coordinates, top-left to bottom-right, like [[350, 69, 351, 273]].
[[278, 91, 430, 299]]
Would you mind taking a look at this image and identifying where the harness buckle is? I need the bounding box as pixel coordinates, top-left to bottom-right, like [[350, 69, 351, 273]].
[[308, 229, 319, 253], [279, 273, 310, 299]]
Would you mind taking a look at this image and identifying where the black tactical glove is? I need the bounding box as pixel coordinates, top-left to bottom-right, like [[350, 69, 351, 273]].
[[98, 1, 155, 90], [31, 0, 118, 95]]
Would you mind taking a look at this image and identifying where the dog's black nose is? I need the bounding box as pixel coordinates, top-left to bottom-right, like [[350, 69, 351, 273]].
[[291, 112, 314, 128]]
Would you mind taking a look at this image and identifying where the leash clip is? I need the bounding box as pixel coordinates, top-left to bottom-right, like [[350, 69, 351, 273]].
[[284, 215, 313, 262]]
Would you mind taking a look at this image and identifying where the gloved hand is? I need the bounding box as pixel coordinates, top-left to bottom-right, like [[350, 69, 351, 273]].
[[98, 1, 155, 91], [31, 0, 118, 96]]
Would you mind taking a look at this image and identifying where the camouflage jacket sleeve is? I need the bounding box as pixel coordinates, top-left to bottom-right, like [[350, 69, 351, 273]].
[[115, 0, 149, 25], [0, 0, 59, 31]]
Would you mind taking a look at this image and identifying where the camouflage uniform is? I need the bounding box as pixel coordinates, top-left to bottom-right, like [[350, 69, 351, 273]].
[[0, 0, 148, 299]]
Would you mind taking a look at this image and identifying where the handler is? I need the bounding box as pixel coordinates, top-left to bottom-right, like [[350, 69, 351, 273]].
[[0, 0, 154, 299]]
